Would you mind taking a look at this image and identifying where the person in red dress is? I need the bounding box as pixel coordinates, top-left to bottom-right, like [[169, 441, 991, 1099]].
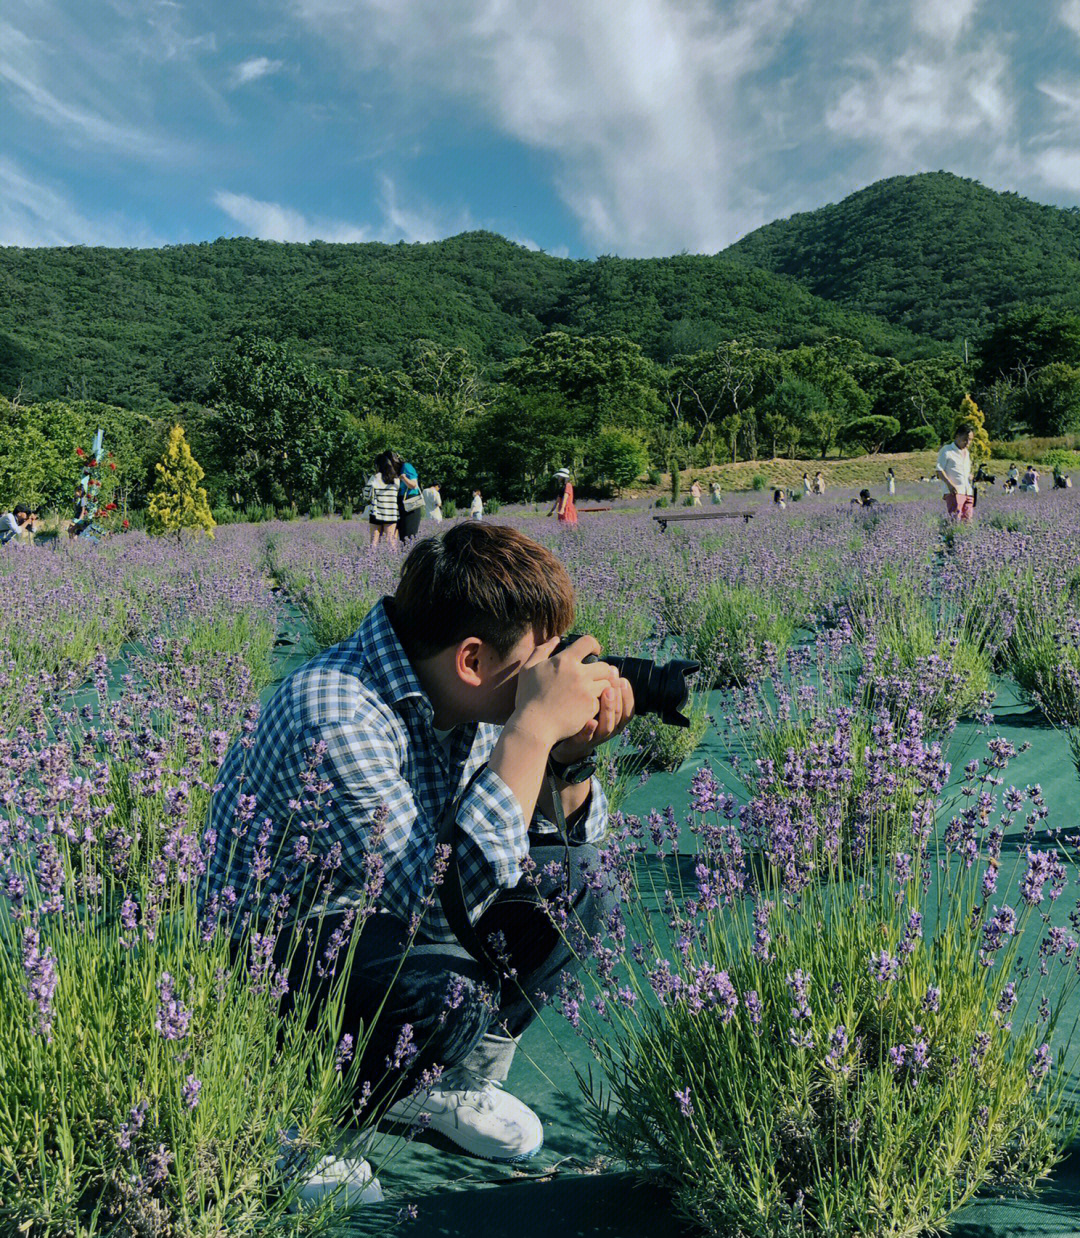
[[549, 468, 578, 525]]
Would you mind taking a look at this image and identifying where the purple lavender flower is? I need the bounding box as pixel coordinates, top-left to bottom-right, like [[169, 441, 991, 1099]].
[[22, 928, 59, 1039], [1030, 1043, 1052, 1085], [869, 950, 900, 986], [154, 973, 192, 1041], [336, 1033, 355, 1072], [182, 1075, 201, 1110], [673, 1087, 694, 1118]]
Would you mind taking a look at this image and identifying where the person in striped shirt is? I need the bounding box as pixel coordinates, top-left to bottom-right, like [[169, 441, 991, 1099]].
[[201, 522, 633, 1189], [364, 450, 402, 545]]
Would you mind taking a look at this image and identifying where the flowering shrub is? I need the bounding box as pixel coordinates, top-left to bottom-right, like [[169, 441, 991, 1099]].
[[0, 531, 405, 1235], [564, 742, 1077, 1237]]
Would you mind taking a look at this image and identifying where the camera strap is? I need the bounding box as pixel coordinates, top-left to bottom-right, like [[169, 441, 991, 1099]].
[[435, 766, 573, 966]]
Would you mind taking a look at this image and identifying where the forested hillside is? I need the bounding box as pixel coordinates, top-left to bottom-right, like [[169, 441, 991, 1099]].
[[0, 232, 930, 408], [725, 172, 1080, 342]]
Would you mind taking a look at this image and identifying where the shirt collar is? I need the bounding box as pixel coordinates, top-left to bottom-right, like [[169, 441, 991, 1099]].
[[356, 598, 431, 711]]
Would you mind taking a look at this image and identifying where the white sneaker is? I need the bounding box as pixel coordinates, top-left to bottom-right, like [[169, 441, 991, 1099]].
[[381, 1066, 544, 1163], [279, 1130, 384, 1209]]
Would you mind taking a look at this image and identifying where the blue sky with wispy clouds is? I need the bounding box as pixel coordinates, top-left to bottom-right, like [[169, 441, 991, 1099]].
[[3, 0, 1080, 257]]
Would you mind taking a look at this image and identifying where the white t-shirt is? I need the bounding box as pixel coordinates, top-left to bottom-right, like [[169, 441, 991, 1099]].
[[423, 487, 443, 521], [470, 495, 483, 519], [936, 443, 973, 496]]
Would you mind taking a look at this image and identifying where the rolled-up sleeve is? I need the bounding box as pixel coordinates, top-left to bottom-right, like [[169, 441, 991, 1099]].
[[311, 719, 533, 940]]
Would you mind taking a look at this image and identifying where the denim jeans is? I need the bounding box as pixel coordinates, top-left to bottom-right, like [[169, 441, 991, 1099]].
[[274, 841, 614, 1111]]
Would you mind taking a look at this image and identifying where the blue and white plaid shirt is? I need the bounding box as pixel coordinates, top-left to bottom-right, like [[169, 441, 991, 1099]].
[[202, 599, 607, 943]]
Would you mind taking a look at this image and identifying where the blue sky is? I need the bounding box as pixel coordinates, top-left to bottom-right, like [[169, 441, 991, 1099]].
[[3, 0, 1080, 257]]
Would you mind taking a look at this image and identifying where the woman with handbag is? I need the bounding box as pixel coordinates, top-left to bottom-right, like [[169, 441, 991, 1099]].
[[398, 460, 425, 539]]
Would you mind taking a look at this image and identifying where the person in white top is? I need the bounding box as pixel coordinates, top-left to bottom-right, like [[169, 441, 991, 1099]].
[[423, 483, 443, 522], [935, 422, 975, 521], [886, 467, 896, 495], [470, 489, 484, 521], [802, 472, 812, 494]]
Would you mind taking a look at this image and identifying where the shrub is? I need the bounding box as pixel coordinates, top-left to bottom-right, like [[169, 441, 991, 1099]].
[[647, 468, 663, 486], [682, 496, 695, 507], [673, 584, 794, 685], [442, 498, 458, 519], [625, 689, 710, 773], [568, 740, 1076, 1238], [898, 424, 939, 451], [751, 474, 768, 491], [341, 501, 354, 521], [655, 495, 670, 509], [308, 501, 325, 519]]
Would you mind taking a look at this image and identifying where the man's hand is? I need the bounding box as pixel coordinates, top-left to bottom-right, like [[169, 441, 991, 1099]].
[[510, 634, 618, 751], [547, 640, 635, 766]]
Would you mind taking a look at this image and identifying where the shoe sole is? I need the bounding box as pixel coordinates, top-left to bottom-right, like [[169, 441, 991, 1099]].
[[379, 1113, 544, 1164]]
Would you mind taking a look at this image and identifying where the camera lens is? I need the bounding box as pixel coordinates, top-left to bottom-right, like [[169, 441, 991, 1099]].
[[554, 636, 699, 727]]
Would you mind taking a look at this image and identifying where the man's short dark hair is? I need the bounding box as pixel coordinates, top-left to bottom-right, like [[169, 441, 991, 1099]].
[[13, 505, 29, 519], [390, 523, 575, 659], [956, 421, 976, 437]]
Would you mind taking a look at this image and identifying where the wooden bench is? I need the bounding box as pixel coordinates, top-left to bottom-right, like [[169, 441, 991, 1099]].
[[652, 509, 755, 531], [575, 507, 611, 514]]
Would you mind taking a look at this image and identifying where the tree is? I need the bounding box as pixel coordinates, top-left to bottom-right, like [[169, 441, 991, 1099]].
[[808, 410, 840, 459], [838, 416, 902, 455], [1014, 365, 1080, 436], [470, 389, 582, 502], [756, 378, 829, 455], [719, 413, 742, 464], [209, 337, 346, 507], [758, 410, 791, 459], [585, 428, 649, 493], [147, 425, 215, 541], [956, 393, 990, 461], [977, 306, 1080, 387]]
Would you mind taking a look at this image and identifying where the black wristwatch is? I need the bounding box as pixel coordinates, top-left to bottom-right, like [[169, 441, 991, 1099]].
[[548, 753, 597, 785]]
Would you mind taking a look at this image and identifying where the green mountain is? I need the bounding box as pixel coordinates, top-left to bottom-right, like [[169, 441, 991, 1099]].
[[724, 172, 1080, 344], [0, 232, 930, 410]]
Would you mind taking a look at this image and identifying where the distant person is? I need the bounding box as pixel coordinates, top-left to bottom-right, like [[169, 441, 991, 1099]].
[[709, 481, 722, 504], [0, 505, 34, 545], [364, 450, 402, 546], [802, 472, 812, 494], [1005, 463, 1020, 493], [1021, 465, 1040, 494], [814, 471, 825, 495], [773, 488, 786, 510], [549, 468, 577, 525], [851, 489, 877, 509], [886, 467, 896, 495], [398, 461, 424, 540], [470, 489, 484, 521], [423, 482, 443, 522], [1053, 465, 1072, 490], [69, 484, 93, 540], [935, 422, 975, 521], [689, 479, 702, 507]]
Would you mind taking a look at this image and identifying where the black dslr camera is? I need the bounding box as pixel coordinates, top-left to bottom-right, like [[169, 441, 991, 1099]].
[[553, 635, 700, 727]]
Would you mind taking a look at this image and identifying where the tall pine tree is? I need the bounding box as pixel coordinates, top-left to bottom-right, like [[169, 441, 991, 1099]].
[[147, 425, 216, 541]]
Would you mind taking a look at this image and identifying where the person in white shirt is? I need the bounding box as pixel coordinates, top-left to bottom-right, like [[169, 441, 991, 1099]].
[[802, 472, 812, 494], [470, 489, 484, 521], [935, 423, 975, 521], [886, 468, 896, 495], [0, 506, 34, 545], [363, 451, 402, 546], [423, 483, 443, 523]]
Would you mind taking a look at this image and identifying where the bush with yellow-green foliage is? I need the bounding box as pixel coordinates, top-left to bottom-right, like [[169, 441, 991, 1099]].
[[147, 425, 216, 540], [957, 393, 991, 461]]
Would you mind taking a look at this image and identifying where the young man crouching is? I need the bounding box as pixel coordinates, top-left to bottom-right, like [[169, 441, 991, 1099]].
[[201, 522, 632, 1201]]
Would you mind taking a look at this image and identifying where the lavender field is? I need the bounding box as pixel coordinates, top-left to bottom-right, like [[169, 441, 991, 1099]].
[[3, 489, 1080, 1237]]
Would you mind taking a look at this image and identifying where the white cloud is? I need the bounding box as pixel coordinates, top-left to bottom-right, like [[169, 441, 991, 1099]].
[[0, 19, 171, 157], [1033, 147, 1080, 194], [233, 56, 284, 86], [213, 179, 466, 243], [911, 0, 980, 44], [295, 0, 812, 254], [0, 157, 162, 246], [1061, 0, 1080, 36], [825, 44, 1013, 156]]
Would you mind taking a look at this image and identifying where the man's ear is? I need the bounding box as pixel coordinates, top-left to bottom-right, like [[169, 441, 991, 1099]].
[[453, 637, 485, 688]]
